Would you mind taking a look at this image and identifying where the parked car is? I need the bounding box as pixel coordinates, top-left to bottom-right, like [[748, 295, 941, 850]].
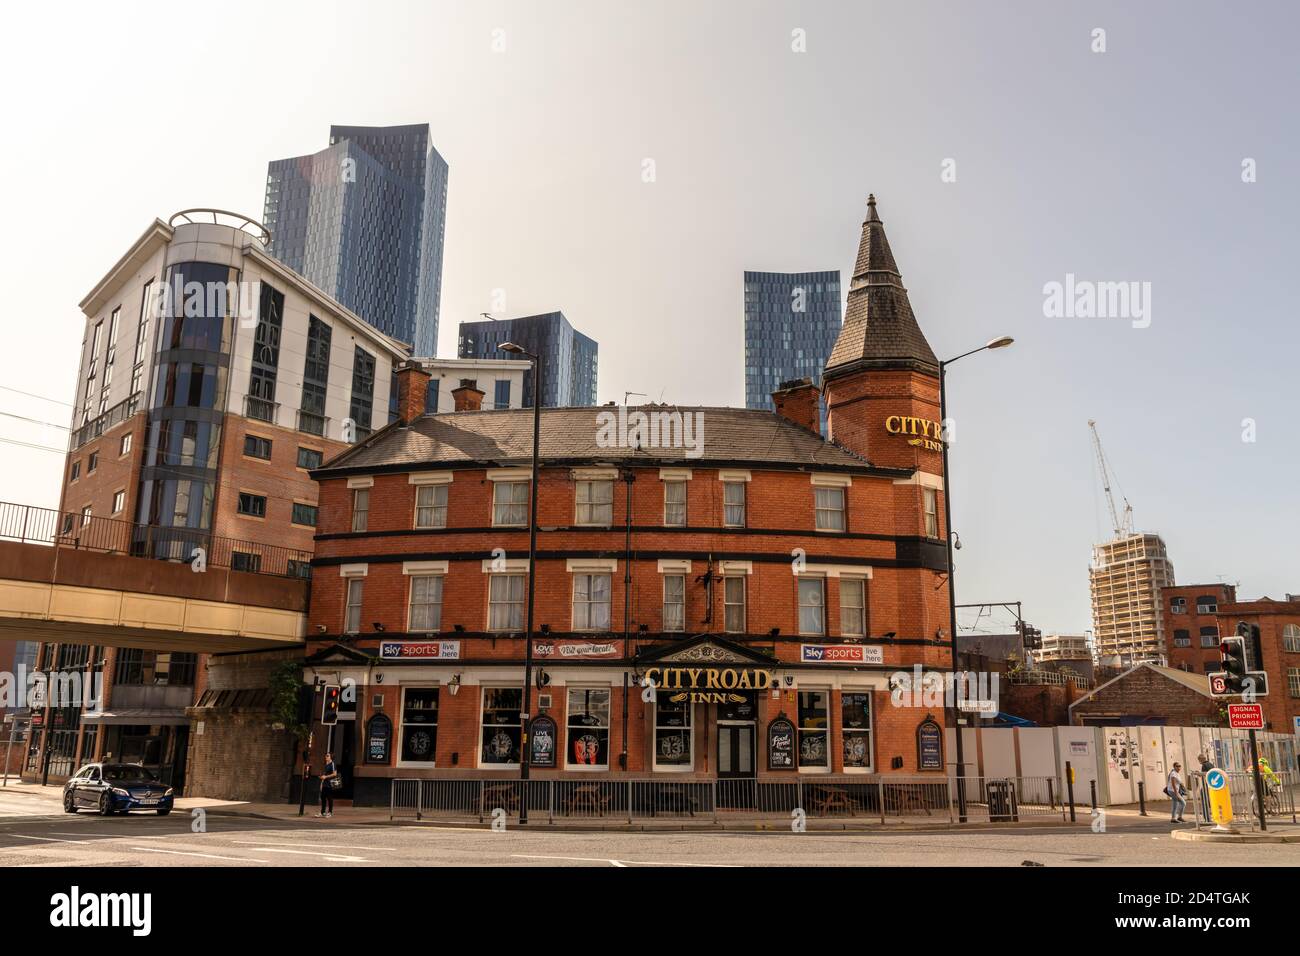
[[63, 763, 174, 816]]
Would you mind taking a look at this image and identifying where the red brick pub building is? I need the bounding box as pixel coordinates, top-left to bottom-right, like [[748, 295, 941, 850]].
[[304, 198, 959, 805]]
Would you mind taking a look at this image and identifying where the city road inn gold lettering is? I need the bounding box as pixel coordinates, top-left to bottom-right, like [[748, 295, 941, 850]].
[[644, 666, 774, 703], [884, 415, 943, 451]]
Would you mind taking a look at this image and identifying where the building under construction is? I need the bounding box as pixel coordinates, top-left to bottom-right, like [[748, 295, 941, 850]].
[[1089, 533, 1175, 665], [1087, 421, 1175, 665]]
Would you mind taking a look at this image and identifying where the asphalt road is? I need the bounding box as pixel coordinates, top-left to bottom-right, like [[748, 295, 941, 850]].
[[1, 788, 1297, 866]]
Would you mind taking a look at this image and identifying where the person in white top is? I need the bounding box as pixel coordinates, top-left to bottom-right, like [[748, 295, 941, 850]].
[[1167, 762, 1187, 823]]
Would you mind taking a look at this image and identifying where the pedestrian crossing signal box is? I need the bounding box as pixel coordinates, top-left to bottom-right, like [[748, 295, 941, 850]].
[[322, 684, 341, 725]]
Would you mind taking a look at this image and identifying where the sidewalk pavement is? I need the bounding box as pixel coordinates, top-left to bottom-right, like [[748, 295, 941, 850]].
[[15, 781, 1288, 836]]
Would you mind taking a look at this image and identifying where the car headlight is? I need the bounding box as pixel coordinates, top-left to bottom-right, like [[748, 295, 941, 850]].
[[164, 788, 174, 797], [112, 787, 130, 797]]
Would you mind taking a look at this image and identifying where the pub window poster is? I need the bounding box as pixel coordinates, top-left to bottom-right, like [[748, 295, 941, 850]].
[[365, 713, 392, 765], [916, 716, 943, 771], [767, 715, 796, 770], [530, 715, 557, 768]]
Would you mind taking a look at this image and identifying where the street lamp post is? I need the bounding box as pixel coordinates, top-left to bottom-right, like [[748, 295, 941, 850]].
[[500, 342, 541, 824], [939, 335, 1013, 824]]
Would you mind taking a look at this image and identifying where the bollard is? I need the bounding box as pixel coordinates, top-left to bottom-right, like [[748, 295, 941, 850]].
[[1090, 779, 1097, 811], [1138, 780, 1147, 816], [1065, 760, 1076, 823]]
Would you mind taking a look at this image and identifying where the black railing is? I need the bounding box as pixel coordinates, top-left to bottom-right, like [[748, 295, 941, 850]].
[[297, 410, 328, 437], [70, 393, 142, 449], [243, 394, 280, 424], [0, 501, 311, 579]]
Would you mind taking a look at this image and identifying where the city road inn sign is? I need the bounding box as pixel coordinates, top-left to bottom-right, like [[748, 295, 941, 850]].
[[643, 665, 775, 704]]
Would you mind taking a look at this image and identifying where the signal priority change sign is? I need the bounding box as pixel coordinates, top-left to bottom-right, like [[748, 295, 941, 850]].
[[1227, 703, 1265, 729]]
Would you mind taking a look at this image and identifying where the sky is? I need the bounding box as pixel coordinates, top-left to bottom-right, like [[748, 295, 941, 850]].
[[0, 0, 1296, 636]]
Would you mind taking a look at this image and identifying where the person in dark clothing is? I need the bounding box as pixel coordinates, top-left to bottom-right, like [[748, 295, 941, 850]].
[[318, 752, 337, 817], [1197, 753, 1214, 822]]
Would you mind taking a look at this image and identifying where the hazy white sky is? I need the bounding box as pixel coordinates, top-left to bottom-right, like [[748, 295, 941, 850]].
[[0, 0, 1296, 635]]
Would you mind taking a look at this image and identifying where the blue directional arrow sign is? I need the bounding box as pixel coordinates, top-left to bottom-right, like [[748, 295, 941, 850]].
[[1206, 769, 1226, 790]]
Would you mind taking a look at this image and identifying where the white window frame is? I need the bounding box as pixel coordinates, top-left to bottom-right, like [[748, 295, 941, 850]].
[[396, 685, 440, 768], [923, 487, 939, 538], [487, 572, 527, 631], [575, 479, 614, 526], [406, 574, 444, 632], [652, 696, 694, 773], [119, 433, 132, 457], [840, 689, 874, 773], [351, 488, 370, 532], [343, 577, 364, 634], [797, 576, 826, 635], [814, 486, 846, 531], [723, 575, 746, 633], [663, 480, 687, 527], [571, 572, 612, 631], [1283, 624, 1300, 654], [662, 573, 686, 632], [564, 685, 612, 771], [840, 576, 867, 637], [111, 490, 126, 515], [722, 481, 746, 528], [414, 483, 448, 529], [492, 480, 529, 527]]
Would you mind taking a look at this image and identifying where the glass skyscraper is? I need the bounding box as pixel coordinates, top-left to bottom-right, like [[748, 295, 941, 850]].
[[743, 270, 842, 428], [263, 124, 449, 353], [457, 312, 598, 407]]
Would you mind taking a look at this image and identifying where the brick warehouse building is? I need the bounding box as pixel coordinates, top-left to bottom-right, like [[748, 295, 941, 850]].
[[1161, 583, 1236, 673], [302, 196, 963, 805]]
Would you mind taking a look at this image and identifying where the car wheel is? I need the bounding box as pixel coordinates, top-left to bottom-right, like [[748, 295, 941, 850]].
[[157, 807, 171, 816], [98, 793, 112, 816], [63, 792, 77, 814]]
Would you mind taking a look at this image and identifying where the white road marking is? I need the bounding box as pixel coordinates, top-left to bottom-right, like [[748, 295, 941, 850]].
[[511, 854, 737, 867], [232, 840, 391, 852], [131, 846, 268, 863], [249, 847, 369, 862], [2, 833, 91, 844]]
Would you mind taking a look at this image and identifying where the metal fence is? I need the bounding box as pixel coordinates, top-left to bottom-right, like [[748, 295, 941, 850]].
[[0, 500, 311, 579], [1187, 769, 1298, 831], [388, 775, 1066, 824]]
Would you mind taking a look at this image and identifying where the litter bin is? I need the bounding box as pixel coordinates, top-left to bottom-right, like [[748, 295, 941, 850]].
[[987, 779, 1019, 822]]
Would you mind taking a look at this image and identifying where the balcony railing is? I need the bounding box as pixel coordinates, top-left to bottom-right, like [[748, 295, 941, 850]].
[[243, 394, 280, 424], [71, 393, 142, 449], [0, 500, 311, 579]]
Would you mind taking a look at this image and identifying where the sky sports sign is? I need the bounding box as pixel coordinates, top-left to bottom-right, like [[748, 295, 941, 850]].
[[800, 644, 884, 665], [379, 641, 461, 661]]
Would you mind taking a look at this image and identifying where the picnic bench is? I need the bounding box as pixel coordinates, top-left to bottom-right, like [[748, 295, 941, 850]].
[[563, 783, 612, 816]]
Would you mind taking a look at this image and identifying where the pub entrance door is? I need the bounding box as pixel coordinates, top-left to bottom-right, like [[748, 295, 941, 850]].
[[717, 693, 757, 809]]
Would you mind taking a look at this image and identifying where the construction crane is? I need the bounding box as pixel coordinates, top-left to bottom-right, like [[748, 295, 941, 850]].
[[1089, 420, 1134, 539]]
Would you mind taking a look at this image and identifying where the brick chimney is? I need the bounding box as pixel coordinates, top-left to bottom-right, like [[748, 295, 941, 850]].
[[395, 359, 431, 426], [771, 378, 821, 434], [451, 379, 485, 412]]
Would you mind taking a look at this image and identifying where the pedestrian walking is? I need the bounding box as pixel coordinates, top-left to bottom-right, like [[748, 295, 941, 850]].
[[1197, 752, 1213, 822], [1166, 762, 1187, 823], [317, 751, 338, 818]]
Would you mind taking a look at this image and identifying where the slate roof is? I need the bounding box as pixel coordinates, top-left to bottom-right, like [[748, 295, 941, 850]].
[[316, 405, 903, 476], [825, 195, 939, 375]]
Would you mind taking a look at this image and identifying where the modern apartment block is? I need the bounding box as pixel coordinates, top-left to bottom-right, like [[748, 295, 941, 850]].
[[457, 312, 598, 407], [743, 270, 842, 428], [412, 357, 530, 413], [1089, 532, 1176, 666], [1162, 583, 1237, 673], [264, 124, 449, 353], [31, 208, 410, 788]]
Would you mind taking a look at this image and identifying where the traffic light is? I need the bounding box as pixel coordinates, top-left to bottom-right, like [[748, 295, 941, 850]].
[[1018, 622, 1042, 649], [1209, 633, 1269, 700], [321, 684, 341, 725], [1218, 637, 1247, 694]]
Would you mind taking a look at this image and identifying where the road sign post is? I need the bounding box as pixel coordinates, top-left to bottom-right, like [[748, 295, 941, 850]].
[[1248, 729, 1267, 832], [1205, 767, 1234, 832]]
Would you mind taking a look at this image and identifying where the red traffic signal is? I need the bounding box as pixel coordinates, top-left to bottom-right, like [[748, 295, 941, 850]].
[[321, 684, 341, 725]]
